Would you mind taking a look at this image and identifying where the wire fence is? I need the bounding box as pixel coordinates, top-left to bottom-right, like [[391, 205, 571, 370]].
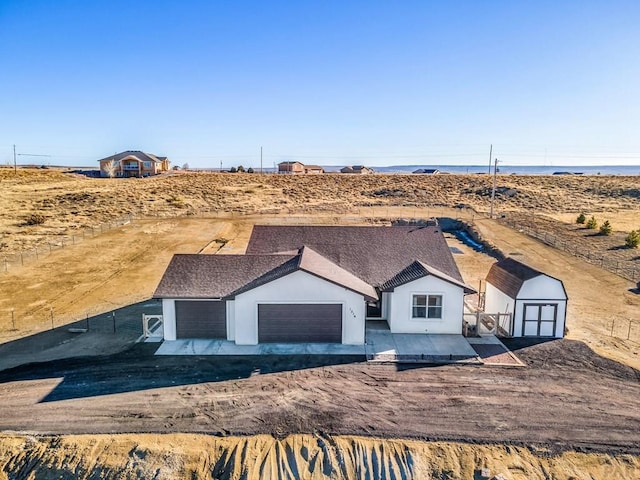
[[0, 300, 159, 344], [499, 217, 640, 284], [2, 214, 135, 274], [608, 317, 640, 343], [1, 205, 473, 274]]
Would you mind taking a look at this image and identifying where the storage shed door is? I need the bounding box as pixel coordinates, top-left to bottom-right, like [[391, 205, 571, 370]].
[[258, 304, 342, 343], [522, 303, 557, 337], [175, 301, 226, 339]]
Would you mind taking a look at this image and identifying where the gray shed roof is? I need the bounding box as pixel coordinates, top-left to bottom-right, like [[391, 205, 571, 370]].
[[486, 257, 566, 299], [246, 225, 471, 290]]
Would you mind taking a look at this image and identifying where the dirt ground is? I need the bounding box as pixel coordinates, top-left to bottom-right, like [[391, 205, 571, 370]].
[[0, 339, 638, 454]]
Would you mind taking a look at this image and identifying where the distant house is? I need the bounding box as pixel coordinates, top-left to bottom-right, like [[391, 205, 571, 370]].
[[412, 168, 440, 175], [154, 225, 476, 345], [278, 161, 305, 174], [484, 257, 567, 338], [341, 165, 374, 174], [98, 151, 170, 178], [304, 165, 324, 174]]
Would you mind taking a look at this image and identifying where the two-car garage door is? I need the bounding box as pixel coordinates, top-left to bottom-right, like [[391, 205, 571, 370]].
[[174, 301, 343, 343], [258, 303, 342, 343]]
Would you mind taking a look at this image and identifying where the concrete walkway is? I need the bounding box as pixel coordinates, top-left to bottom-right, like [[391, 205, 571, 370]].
[[155, 323, 483, 364]]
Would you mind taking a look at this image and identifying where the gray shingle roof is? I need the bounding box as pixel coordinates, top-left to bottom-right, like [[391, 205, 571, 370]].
[[297, 246, 377, 300], [381, 260, 476, 293], [246, 225, 469, 289], [154, 254, 296, 299], [97, 150, 165, 164], [154, 246, 378, 300]]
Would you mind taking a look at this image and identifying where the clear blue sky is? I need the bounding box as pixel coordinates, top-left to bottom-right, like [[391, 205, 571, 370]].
[[1, 1, 639, 168]]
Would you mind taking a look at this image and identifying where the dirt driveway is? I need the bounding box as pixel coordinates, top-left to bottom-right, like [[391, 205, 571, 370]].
[[0, 339, 638, 454]]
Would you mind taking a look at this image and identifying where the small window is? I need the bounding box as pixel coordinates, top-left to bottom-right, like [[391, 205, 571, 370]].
[[143, 161, 152, 168], [412, 294, 443, 319]]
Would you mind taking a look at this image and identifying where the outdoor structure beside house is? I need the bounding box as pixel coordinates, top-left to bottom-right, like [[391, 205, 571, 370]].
[[484, 257, 567, 338], [154, 225, 476, 345], [341, 165, 374, 174], [98, 151, 170, 178], [412, 168, 440, 174]]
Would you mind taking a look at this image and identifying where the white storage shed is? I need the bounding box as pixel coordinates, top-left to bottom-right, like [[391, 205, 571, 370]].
[[484, 257, 567, 338]]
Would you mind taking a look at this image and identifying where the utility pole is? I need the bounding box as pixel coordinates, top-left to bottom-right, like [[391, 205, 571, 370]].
[[260, 146, 263, 174], [488, 144, 492, 175], [490, 158, 498, 219], [13, 145, 16, 174], [220, 159, 222, 172]]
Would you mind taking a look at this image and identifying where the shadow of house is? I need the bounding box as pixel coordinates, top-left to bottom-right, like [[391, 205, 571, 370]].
[[0, 349, 364, 403]]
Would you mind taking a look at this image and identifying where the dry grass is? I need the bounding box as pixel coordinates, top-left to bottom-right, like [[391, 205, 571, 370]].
[[2, 167, 640, 253]]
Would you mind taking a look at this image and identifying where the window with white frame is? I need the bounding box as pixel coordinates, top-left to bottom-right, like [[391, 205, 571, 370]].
[[412, 294, 443, 319]]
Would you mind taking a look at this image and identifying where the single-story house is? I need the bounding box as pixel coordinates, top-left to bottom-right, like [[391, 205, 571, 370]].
[[98, 151, 170, 178], [484, 257, 567, 338], [277, 161, 305, 174], [341, 165, 374, 174], [154, 225, 476, 345], [304, 164, 325, 174], [412, 168, 440, 174]]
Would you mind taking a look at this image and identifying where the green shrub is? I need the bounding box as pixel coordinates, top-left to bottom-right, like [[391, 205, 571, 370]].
[[586, 216, 598, 229], [625, 230, 640, 248], [247, 167, 254, 173], [599, 220, 612, 236], [576, 213, 586, 224]]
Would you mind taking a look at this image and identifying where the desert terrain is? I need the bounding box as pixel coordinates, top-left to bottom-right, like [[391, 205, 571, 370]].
[[0, 167, 639, 479]]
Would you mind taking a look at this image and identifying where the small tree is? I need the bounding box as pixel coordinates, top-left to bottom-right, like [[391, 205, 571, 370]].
[[182, 163, 189, 171], [599, 220, 612, 236], [237, 165, 245, 173], [576, 212, 586, 224], [586, 216, 598, 229], [102, 159, 119, 178], [625, 230, 640, 248], [247, 167, 254, 173], [229, 166, 237, 173]]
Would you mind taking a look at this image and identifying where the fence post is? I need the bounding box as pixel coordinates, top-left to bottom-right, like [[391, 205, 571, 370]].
[[112, 311, 116, 333], [627, 320, 632, 340], [11, 308, 15, 330], [50, 308, 54, 330], [610, 318, 615, 337]]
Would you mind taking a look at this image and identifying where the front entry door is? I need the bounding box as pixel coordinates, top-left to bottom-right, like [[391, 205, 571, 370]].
[[522, 303, 557, 337]]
